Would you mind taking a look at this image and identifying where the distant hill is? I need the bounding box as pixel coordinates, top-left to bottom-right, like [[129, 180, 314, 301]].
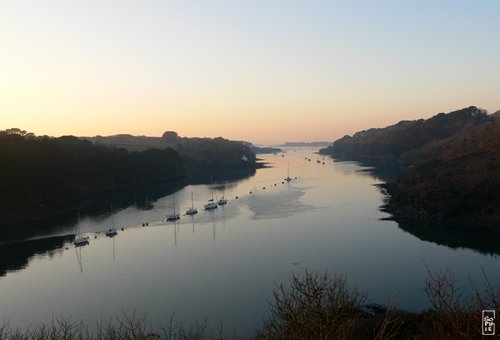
[[280, 141, 330, 147], [251, 146, 282, 154], [85, 132, 258, 176], [85, 134, 163, 152], [320, 107, 500, 225]]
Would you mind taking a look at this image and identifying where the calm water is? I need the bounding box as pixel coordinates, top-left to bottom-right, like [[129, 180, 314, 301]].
[[1, 148, 499, 335]]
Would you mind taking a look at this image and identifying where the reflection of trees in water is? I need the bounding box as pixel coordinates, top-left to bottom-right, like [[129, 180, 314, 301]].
[[396, 218, 500, 256], [2, 170, 256, 246], [75, 244, 84, 273], [357, 159, 500, 257], [0, 236, 72, 276], [349, 161, 403, 184]]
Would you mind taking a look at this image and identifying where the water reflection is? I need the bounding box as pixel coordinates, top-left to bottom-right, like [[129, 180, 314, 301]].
[[75, 244, 85, 273], [396, 219, 500, 257], [0, 171, 256, 246], [333, 160, 403, 183], [0, 236, 72, 276], [360, 161, 500, 256], [109, 234, 117, 262]]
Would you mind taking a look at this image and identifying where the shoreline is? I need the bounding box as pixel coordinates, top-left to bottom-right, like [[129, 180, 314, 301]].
[[0, 164, 263, 242]]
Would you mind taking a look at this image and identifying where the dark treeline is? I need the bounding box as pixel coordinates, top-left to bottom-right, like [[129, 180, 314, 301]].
[[320, 106, 491, 164], [161, 131, 258, 175], [87, 131, 259, 176], [0, 132, 185, 226], [320, 107, 500, 224], [387, 118, 499, 222]]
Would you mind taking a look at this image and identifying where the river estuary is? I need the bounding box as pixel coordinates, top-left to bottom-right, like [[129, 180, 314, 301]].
[[1, 148, 499, 335]]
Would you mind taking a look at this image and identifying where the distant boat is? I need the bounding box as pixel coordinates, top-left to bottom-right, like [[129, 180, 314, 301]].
[[105, 228, 117, 237], [204, 178, 218, 210], [74, 213, 89, 246], [74, 235, 89, 246], [217, 182, 228, 205], [218, 196, 227, 206], [166, 194, 180, 221], [204, 201, 218, 210], [186, 192, 198, 215]]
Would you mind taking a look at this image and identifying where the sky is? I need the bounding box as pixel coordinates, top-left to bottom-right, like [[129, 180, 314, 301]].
[[1, 1, 499, 145]]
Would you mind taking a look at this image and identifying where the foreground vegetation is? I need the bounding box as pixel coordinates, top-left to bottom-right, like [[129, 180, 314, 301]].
[[1, 269, 498, 339]]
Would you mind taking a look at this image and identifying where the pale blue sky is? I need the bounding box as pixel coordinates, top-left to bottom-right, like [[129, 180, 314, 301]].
[[1, 1, 499, 143]]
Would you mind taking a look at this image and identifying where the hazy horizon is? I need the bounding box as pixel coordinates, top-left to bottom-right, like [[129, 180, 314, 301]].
[[2, 1, 500, 144]]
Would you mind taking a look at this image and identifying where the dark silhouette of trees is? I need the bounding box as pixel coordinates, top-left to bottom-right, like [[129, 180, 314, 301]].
[[0, 133, 184, 225], [388, 119, 500, 221], [320, 106, 490, 164], [162, 135, 257, 174]]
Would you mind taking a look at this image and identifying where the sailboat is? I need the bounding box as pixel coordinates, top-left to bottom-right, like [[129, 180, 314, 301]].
[[204, 178, 218, 210], [185, 192, 198, 215], [105, 227, 117, 237], [74, 212, 89, 246], [105, 208, 118, 237], [285, 164, 292, 182], [217, 196, 227, 205], [217, 182, 228, 205], [166, 194, 180, 221]]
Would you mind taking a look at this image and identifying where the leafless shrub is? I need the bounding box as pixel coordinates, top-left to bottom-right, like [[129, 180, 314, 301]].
[[2, 268, 499, 339], [0, 312, 228, 340], [418, 266, 499, 339], [371, 297, 407, 340], [257, 270, 366, 339]]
